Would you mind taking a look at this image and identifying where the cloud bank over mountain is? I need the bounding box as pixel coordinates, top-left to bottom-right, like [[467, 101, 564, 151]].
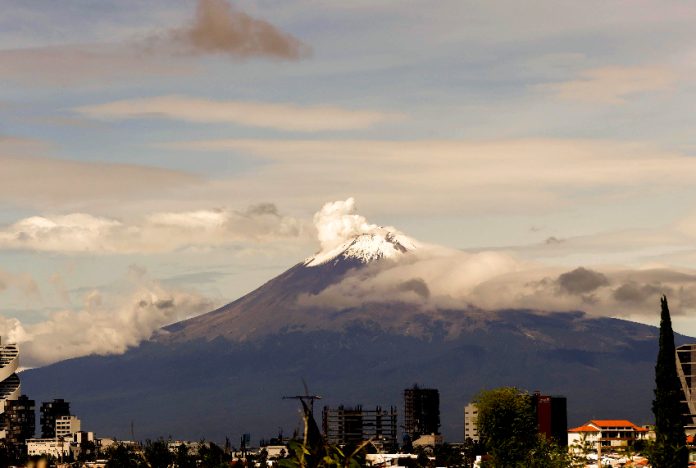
[[0, 268, 214, 367], [299, 199, 696, 320], [2, 197, 696, 367]]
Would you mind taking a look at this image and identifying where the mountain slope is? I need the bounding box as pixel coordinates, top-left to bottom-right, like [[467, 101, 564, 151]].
[[163, 230, 420, 342], [20, 228, 682, 442]]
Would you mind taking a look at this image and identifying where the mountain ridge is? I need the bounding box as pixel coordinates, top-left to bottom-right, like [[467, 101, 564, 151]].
[[20, 227, 681, 442]]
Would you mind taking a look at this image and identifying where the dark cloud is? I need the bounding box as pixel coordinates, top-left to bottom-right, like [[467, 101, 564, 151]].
[[613, 282, 664, 303], [244, 203, 280, 217], [397, 278, 430, 299], [545, 236, 564, 245], [557, 267, 609, 295], [170, 0, 310, 59]]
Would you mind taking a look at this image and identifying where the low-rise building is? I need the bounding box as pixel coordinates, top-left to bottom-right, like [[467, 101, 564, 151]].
[[568, 419, 648, 452], [27, 437, 71, 458], [412, 433, 443, 447]]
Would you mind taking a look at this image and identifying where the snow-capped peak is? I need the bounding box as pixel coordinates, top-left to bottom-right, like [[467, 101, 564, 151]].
[[304, 227, 418, 267]]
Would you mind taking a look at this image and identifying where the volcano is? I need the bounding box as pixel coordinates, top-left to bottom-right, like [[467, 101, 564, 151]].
[[21, 227, 680, 442]]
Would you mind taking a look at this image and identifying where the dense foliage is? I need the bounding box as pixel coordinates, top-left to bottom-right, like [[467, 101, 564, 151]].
[[651, 296, 688, 467], [475, 387, 571, 467]]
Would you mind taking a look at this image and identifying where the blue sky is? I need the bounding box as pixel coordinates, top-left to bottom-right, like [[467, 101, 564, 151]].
[[3, 0, 696, 365]]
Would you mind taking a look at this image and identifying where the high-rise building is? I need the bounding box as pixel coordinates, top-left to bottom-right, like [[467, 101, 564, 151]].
[[403, 385, 440, 440], [676, 343, 696, 434], [0, 338, 21, 438], [40, 399, 71, 438], [464, 403, 479, 442], [531, 392, 567, 446], [322, 405, 398, 452], [3, 394, 35, 446]]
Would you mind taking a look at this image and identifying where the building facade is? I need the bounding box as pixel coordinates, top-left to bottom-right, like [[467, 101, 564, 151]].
[[464, 403, 479, 442], [40, 399, 71, 438], [322, 405, 398, 451], [26, 438, 71, 458], [0, 338, 21, 440], [3, 394, 35, 446], [56, 415, 81, 439], [568, 420, 648, 451], [531, 392, 567, 446], [403, 385, 440, 440]]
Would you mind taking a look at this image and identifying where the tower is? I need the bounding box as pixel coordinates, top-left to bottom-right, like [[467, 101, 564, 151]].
[[0, 338, 21, 438], [40, 399, 71, 438], [403, 384, 440, 440], [4, 395, 35, 446]]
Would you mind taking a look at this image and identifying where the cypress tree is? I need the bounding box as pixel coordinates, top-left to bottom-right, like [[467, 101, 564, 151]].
[[652, 295, 688, 467]]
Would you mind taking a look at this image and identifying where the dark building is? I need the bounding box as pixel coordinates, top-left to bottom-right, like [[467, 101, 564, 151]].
[[3, 395, 35, 446], [531, 392, 567, 446], [40, 398, 70, 438], [403, 384, 440, 440], [322, 405, 398, 451]]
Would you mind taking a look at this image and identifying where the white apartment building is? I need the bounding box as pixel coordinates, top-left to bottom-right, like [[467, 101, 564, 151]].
[[27, 438, 71, 458], [464, 403, 479, 442], [56, 415, 81, 438]]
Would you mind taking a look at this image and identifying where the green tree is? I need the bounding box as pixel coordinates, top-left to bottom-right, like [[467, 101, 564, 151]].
[[526, 435, 572, 468], [475, 387, 538, 467], [198, 441, 229, 468], [174, 443, 197, 468], [461, 437, 482, 468], [651, 295, 688, 467], [143, 439, 173, 468], [78, 440, 98, 462], [433, 443, 464, 467], [105, 443, 144, 468]]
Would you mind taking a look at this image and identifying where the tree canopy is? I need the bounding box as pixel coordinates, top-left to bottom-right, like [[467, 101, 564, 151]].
[[651, 295, 688, 467]]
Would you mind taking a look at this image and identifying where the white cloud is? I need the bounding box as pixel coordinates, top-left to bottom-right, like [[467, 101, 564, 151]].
[[0, 0, 308, 86], [544, 66, 678, 104], [0, 269, 39, 298], [0, 140, 200, 209], [0, 273, 215, 367], [166, 138, 696, 215], [0, 44, 195, 86], [76, 96, 399, 132], [0, 204, 304, 254]]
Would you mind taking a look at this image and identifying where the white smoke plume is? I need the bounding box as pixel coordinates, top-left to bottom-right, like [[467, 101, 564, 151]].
[[313, 197, 397, 252]]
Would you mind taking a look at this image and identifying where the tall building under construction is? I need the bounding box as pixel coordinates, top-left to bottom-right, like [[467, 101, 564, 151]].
[[403, 384, 440, 440], [676, 343, 696, 434], [322, 405, 398, 451]]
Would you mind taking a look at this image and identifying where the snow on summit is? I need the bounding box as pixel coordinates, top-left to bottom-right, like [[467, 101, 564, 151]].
[[304, 198, 419, 267], [305, 228, 418, 267]]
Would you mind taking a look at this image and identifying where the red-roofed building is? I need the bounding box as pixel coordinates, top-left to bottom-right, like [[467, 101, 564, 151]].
[[568, 419, 649, 451]]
